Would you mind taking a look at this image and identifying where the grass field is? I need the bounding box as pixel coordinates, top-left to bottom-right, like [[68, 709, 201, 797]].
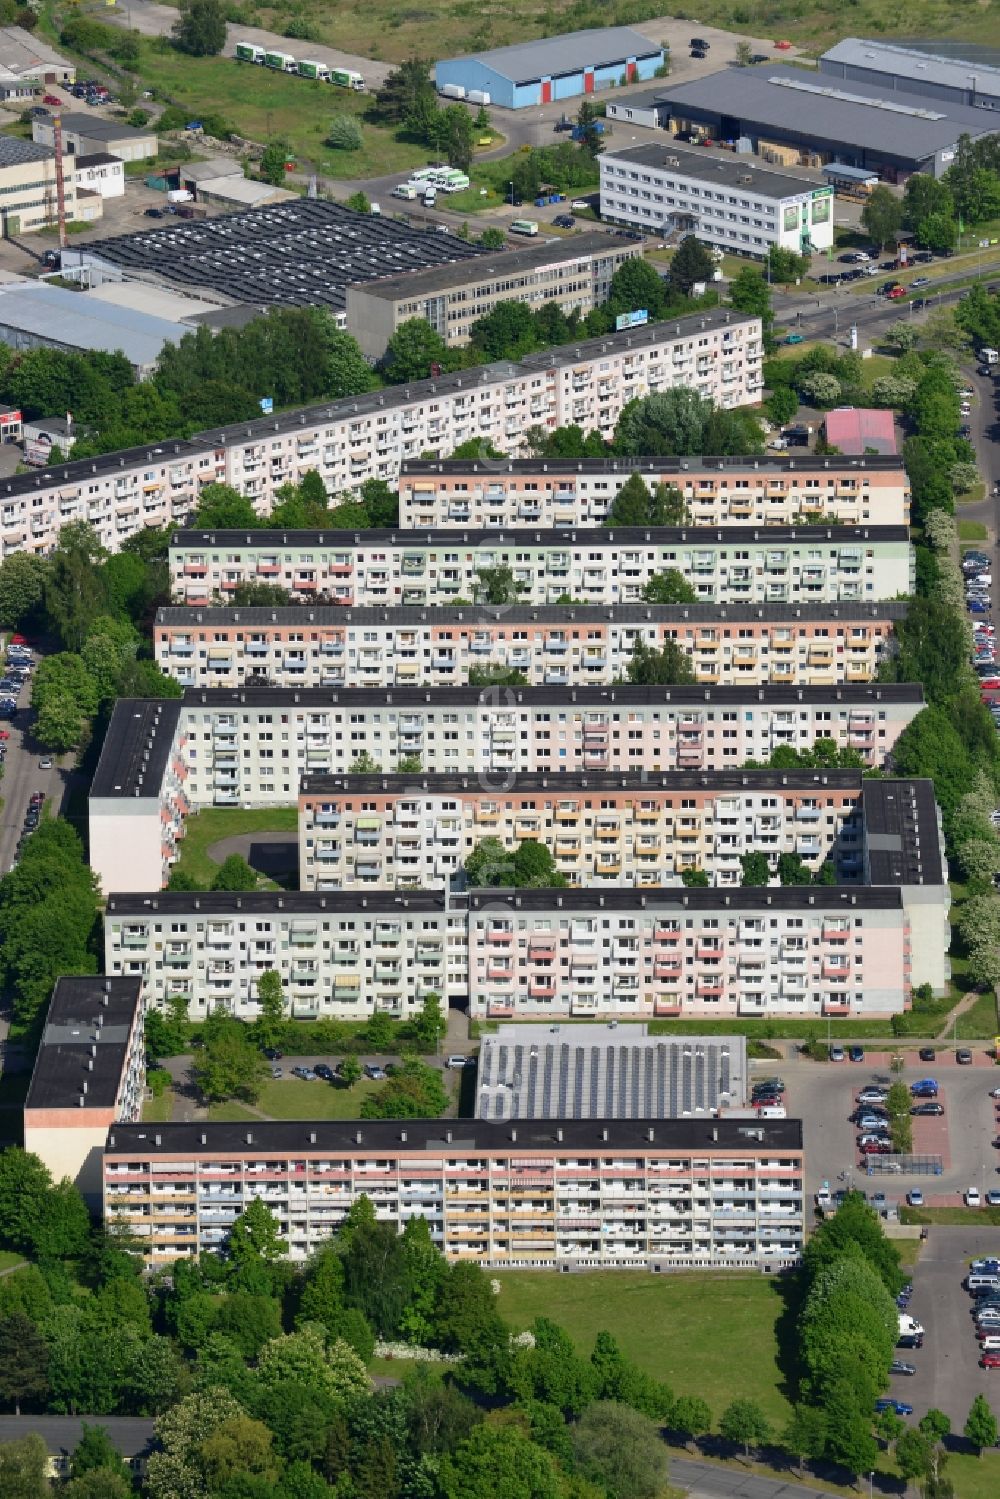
[[250, 1077, 384, 1119], [172, 805, 298, 887], [141, 1091, 174, 1123], [493, 1270, 796, 1429], [0, 1249, 25, 1272], [959, 520, 990, 542], [955, 990, 998, 1040]]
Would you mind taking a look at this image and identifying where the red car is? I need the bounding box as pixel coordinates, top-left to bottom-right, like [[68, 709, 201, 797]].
[[887, 285, 906, 299], [0, 729, 9, 740], [42, 94, 62, 105], [980, 1353, 1000, 1368], [774, 39, 792, 49]]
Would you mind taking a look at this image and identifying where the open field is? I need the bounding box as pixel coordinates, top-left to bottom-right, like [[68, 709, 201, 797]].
[[141, 1091, 174, 1123], [494, 1270, 796, 1429], [959, 520, 990, 542], [955, 990, 998, 1040], [171, 805, 298, 887], [246, 1077, 384, 1119]]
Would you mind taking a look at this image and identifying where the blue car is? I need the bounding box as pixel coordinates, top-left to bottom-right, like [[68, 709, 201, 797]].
[[969, 599, 990, 614], [875, 1398, 913, 1416], [910, 1079, 939, 1097], [849, 1046, 865, 1062]]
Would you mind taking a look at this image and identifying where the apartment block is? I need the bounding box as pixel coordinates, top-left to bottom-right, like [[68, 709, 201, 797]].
[[168, 524, 913, 609], [297, 768, 868, 891], [23, 977, 145, 1206], [102, 1116, 805, 1270], [155, 601, 906, 692], [0, 312, 761, 560], [345, 234, 640, 358], [398, 455, 910, 529], [103, 871, 947, 1023], [89, 684, 924, 894]]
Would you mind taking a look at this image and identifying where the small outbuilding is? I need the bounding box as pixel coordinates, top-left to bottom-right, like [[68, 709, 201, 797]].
[[823, 407, 898, 456]]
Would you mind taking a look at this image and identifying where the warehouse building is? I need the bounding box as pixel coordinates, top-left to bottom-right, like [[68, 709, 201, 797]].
[[102, 872, 947, 1021], [0, 25, 75, 87], [475, 1024, 749, 1119], [626, 67, 1000, 180], [32, 111, 157, 163], [153, 599, 906, 693], [88, 683, 925, 893], [103, 1116, 805, 1269], [23, 977, 145, 1206], [0, 280, 191, 376], [61, 198, 486, 316], [166, 522, 914, 609], [435, 27, 664, 111], [398, 453, 910, 528], [819, 38, 1000, 112], [0, 135, 76, 235], [600, 142, 835, 259], [346, 233, 640, 358], [296, 767, 868, 892]]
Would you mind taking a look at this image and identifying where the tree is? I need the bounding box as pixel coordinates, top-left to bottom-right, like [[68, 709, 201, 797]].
[[475, 565, 523, 605], [470, 301, 538, 360], [862, 186, 905, 249], [70, 1424, 132, 1485], [349, 752, 380, 774], [254, 970, 286, 1049], [259, 140, 293, 187], [625, 636, 695, 686], [640, 570, 697, 604], [767, 384, 798, 425], [572, 1401, 669, 1499], [172, 0, 226, 54], [383, 319, 452, 382], [0, 1149, 52, 1254], [32, 1178, 91, 1260], [669, 234, 715, 295], [360, 1058, 449, 1118], [212, 855, 258, 892], [0, 552, 48, 630], [680, 867, 710, 887], [439, 1423, 562, 1499], [192, 1017, 268, 1103], [740, 850, 770, 886], [327, 114, 362, 151], [64, 1470, 132, 1499], [615, 388, 709, 455], [0, 1432, 49, 1499], [670, 1394, 712, 1441], [338, 1055, 362, 1088], [228, 1198, 288, 1269], [720, 1397, 770, 1456], [0, 1312, 48, 1413], [44, 522, 108, 652], [146, 1387, 247, 1499], [346, 190, 371, 215], [735, 40, 754, 65], [374, 56, 436, 127], [964, 1393, 998, 1454], [797, 371, 842, 407], [366, 1011, 395, 1052], [413, 991, 446, 1051], [896, 1427, 933, 1486], [604, 473, 686, 527], [916, 211, 957, 255], [782, 1404, 826, 1471], [442, 103, 475, 170], [256, 1328, 369, 1405], [606, 258, 669, 321], [192, 482, 258, 530], [575, 99, 604, 158]]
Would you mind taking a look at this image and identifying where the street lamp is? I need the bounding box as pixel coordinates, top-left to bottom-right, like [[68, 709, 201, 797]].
[[508, 180, 514, 205], [868, 1471, 875, 1499]]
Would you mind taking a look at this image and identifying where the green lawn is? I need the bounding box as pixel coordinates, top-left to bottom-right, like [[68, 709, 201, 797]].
[[0, 1249, 26, 1273], [253, 1077, 383, 1119], [901, 1207, 1000, 1226], [493, 1271, 795, 1430], [141, 1091, 174, 1123], [955, 990, 998, 1040], [172, 805, 298, 888], [478, 1007, 960, 1040], [207, 1100, 259, 1122], [959, 520, 990, 542]]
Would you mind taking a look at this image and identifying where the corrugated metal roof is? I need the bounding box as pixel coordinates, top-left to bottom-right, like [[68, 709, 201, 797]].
[[820, 37, 1000, 98], [446, 26, 661, 84], [0, 281, 187, 366]]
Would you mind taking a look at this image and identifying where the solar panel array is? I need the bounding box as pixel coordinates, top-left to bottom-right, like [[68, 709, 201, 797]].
[[476, 1032, 746, 1121], [81, 199, 487, 312]]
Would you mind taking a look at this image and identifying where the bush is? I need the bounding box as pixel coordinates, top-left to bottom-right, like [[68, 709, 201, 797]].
[[327, 114, 362, 151]]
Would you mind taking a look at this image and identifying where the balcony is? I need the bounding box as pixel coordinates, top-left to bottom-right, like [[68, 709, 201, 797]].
[[487, 928, 513, 945]]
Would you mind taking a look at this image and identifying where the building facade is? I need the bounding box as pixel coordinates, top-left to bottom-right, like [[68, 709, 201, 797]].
[[297, 768, 868, 891], [88, 683, 925, 894], [0, 311, 761, 560], [102, 1116, 804, 1269], [0, 136, 76, 235], [818, 38, 1000, 113], [23, 977, 145, 1206], [599, 143, 835, 258], [398, 455, 910, 529], [434, 28, 664, 110], [154, 601, 905, 693], [103, 878, 947, 1023], [345, 235, 640, 359], [168, 524, 913, 609]]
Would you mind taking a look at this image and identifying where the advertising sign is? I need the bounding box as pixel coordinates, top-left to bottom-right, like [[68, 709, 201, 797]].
[[259, 397, 274, 414], [615, 309, 648, 331]]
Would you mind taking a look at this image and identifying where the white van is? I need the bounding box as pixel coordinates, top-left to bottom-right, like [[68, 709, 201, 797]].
[[756, 1104, 787, 1118], [423, 187, 437, 205], [899, 1313, 924, 1337], [979, 1336, 1000, 1352], [968, 1274, 1000, 1293], [391, 184, 417, 200]]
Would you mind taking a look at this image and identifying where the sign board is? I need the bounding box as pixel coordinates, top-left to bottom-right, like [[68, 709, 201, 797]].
[[849, 325, 858, 351], [24, 438, 51, 467], [615, 308, 648, 331], [259, 397, 274, 414]]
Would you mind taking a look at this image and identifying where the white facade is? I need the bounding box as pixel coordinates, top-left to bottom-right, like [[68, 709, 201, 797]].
[[72, 154, 125, 199], [600, 145, 835, 258], [0, 311, 762, 559]]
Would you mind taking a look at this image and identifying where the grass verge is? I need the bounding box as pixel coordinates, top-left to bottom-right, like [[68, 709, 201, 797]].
[[959, 520, 990, 542], [0, 1249, 25, 1272], [901, 1207, 1000, 1226], [171, 805, 298, 887], [141, 1091, 174, 1124], [955, 990, 999, 1040]]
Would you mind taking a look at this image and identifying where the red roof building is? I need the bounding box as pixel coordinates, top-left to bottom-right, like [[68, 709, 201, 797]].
[[823, 407, 897, 456]]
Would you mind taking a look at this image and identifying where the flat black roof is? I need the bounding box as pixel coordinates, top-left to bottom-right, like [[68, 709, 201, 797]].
[[0, 1418, 155, 1459], [350, 232, 629, 300], [90, 699, 181, 800], [105, 1115, 803, 1154], [863, 778, 944, 886], [105, 885, 905, 916], [176, 682, 923, 708], [25, 976, 142, 1112], [69, 198, 488, 313], [156, 600, 910, 629], [402, 453, 908, 479], [170, 522, 910, 547], [300, 768, 865, 796]]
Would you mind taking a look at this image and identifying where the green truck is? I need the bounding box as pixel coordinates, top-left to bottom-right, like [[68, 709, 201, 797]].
[[330, 67, 365, 91], [235, 42, 264, 64], [297, 59, 330, 81], [264, 50, 297, 72]]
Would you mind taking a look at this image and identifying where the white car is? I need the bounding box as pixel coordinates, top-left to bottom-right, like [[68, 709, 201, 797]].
[[990, 1087, 1000, 1099], [967, 1187, 982, 1207], [907, 1189, 924, 1207]]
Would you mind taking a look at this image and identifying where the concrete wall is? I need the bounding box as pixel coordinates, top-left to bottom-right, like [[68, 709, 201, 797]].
[[23, 1117, 113, 1207], [89, 797, 165, 899]]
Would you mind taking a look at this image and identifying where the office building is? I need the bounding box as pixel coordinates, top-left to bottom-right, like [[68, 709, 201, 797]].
[[475, 1023, 749, 1119], [104, 861, 948, 1022], [434, 27, 664, 110], [599, 142, 835, 258], [398, 454, 910, 529], [154, 600, 905, 693], [88, 683, 925, 894], [22, 977, 145, 1206], [0, 311, 761, 559], [168, 523, 913, 609], [346, 234, 640, 358], [616, 66, 1000, 179], [819, 39, 1000, 113], [0, 134, 76, 235], [103, 1115, 804, 1269], [297, 768, 867, 891]]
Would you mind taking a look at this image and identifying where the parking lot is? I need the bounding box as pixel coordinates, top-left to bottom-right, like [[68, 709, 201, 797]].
[[896, 1226, 1000, 1425]]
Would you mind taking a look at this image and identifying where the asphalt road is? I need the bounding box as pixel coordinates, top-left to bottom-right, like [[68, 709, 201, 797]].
[[0, 649, 66, 877]]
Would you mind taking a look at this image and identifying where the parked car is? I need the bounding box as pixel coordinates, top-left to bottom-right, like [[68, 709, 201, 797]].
[[987, 1192, 1000, 1207], [957, 1048, 974, 1064], [829, 1046, 846, 1061], [313, 1063, 335, 1081], [875, 1399, 913, 1416], [890, 1360, 917, 1375], [848, 1045, 865, 1062], [911, 1102, 944, 1116], [552, 214, 575, 228], [918, 1048, 936, 1061], [973, 1258, 1000, 1273], [857, 1087, 889, 1104], [262, 1047, 282, 1060], [364, 1064, 386, 1080], [446, 1055, 469, 1069], [911, 1079, 939, 1096], [907, 1189, 924, 1207], [980, 1354, 1000, 1368], [897, 1333, 923, 1349], [967, 1187, 983, 1207], [291, 1066, 316, 1081]]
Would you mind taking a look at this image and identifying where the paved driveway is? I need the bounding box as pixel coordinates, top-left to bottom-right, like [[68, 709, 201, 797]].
[[901, 1226, 1000, 1425]]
